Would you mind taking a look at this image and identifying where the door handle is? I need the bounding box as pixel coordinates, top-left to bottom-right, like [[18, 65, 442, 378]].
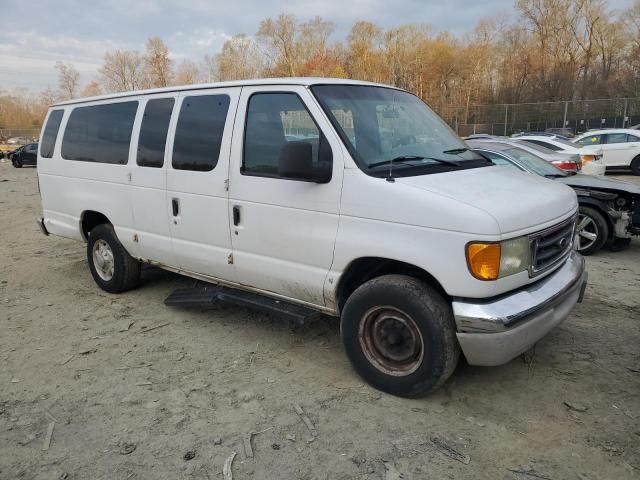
[[172, 198, 179, 217], [233, 205, 240, 226]]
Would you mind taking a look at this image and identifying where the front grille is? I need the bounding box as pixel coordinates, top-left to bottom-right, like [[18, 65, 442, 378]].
[[529, 216, 576, 276]]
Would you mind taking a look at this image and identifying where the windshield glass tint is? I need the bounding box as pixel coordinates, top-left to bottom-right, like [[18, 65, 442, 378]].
[[311, 85, 482, 169], [504, 148, 566, 176]]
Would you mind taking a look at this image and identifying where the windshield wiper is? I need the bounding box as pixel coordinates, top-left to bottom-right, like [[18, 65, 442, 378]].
[[442, 148, 468, 154], [368, 155, 461, 169]]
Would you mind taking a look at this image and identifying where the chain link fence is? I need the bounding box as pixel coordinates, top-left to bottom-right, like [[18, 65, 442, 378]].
[[440, 98, 640, 138], [0, 129, 40, 145]]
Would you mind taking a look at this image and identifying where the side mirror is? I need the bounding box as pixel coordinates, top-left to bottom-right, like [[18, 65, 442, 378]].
[[278, 141, 331, 183]]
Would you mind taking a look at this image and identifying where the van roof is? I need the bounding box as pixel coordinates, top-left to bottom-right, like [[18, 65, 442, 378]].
[[51, 77, 401, 107]]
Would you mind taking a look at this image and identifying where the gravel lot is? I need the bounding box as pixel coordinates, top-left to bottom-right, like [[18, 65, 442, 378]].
[[1, 161, 639, 480]]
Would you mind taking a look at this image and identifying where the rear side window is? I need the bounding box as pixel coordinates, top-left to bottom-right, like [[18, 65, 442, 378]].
[[40, 110, 64, 158], [605, 133, 629, 144], [524, 139, 561, 151], [62, 102, 138, 164], [172, 94, 230, 171], [137, 98, 175, 168]]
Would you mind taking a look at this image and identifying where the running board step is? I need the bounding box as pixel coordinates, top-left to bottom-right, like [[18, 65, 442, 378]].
[[164, 285, 320, 327]]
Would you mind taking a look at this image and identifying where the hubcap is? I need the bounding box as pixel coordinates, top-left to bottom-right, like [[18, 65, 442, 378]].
[[358, 306, 424, 376], [576, 214, 599, 251], [92, 239, 115, 281]]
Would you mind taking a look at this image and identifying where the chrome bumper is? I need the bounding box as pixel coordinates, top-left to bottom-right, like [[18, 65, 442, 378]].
[[453, 251, 587, 366]]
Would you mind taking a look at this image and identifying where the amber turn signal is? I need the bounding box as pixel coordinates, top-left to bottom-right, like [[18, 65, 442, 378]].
[[466, 242, 501, 281]]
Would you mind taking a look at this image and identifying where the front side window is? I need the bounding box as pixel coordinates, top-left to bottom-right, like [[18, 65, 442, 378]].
[[62, 102, 138, 164], [311, 85, 487, 177], [172, 94, 230, 172], [137, 98, 175, 168], [40, 109, 64, 158], [243, 92, 332, 177], [576, 134, 601, 146]]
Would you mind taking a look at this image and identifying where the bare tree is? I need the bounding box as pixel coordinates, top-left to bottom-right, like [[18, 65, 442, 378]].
[[98, 50, 144, 93], [257, 14, 300, 76], [145, 37, 172, 88], [173, 60, 200, 85], [80, 80, 103, 97], [55, 62, 80, 100], [216, 34, 265, 81]]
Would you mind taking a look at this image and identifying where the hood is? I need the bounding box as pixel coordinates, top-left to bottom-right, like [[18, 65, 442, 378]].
[[557, 173, 640, 195], [396, 166, 578, 235]]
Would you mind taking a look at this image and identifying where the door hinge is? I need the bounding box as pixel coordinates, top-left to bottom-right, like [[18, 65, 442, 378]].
[[227, 253, 234, 265], [224, 179, 229, 191]]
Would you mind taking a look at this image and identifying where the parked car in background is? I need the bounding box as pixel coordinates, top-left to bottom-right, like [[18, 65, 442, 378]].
[[6, 136, 31, 145], [10, 143, 38, 168], [573, 129, 640, 175], [545, 127, 574, 138], [512, 132, 572, 141], [517, 134, 605, 175], [468, 140, 640, 255]]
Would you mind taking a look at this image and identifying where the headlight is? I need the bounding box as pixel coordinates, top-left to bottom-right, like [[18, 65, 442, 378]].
[[466, 236, 531, 281]]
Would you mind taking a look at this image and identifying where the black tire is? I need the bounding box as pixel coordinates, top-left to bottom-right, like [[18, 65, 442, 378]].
[[87, 224, 140, 293], [576, 205, 609, 255], [13, 158, 22, 168], [631, 156, 640, 176], [340, 274, 459, 397]]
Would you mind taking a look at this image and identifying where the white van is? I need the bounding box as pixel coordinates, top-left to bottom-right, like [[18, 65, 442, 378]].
[[37, 78, 587, 397]]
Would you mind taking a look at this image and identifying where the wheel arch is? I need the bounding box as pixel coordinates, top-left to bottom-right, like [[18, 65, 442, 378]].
[[335, 257, 449, 312], [80, 210, 112, 241]]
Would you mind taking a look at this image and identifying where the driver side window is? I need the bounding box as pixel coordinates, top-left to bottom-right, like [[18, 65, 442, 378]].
[[242, 93, 332, 178]]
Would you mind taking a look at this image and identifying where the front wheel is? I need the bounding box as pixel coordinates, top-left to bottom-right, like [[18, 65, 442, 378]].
[[340, 275, 459, 397], [575, 206, 609, 255], [631, 156, 640, 176], [13, 158, 22, 168], [87, 224, 141, 293]]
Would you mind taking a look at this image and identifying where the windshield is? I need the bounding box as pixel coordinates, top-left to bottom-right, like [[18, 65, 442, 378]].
[[504, 147, 567, 177], [311, 85, 487, 176]]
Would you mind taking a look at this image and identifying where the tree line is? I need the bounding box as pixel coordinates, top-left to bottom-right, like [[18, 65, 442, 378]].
[[2, 0, 639, 130]]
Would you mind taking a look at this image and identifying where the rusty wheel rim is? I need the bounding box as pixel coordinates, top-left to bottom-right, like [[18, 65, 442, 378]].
[[358, 306, 424, 376]]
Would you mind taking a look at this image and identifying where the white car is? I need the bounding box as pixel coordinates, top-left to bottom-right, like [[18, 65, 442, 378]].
[[516, 135, 606, 175], [36, 78, 586, 397], [573, 129, 640, 175]]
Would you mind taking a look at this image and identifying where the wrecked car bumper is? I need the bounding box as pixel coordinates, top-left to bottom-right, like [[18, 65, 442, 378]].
[[452, 251, 587, 366]]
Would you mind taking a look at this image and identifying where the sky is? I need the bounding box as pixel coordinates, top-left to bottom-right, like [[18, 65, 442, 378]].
[[0, 0, 635, 93]]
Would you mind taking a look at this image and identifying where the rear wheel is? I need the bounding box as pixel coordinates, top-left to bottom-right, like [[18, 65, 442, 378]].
[[87, 224, 140, 293], [631, 156, 640, 176], [13, 158, 22, 168], [576, 206, 609, 255], [341, 274, 459, 397]]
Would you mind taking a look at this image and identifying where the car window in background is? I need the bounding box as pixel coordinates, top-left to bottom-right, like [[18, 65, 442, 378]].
[[477, 151, 520, 169], [628, 133, 640, 142], [522, 139, 562, 151], [576, 134, 601, 146], [504, 147, 567, 177], [605, 133, 628, 144], [513, 139, 556, 154]]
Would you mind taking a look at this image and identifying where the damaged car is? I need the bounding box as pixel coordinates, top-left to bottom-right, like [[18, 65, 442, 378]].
[[468, 139, 640, 255]]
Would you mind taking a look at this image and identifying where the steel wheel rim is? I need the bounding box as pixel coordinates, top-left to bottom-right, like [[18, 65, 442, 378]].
[[92, 239, 115, 281], [576, 213, 599, 251], [358, 306, 424, 376]]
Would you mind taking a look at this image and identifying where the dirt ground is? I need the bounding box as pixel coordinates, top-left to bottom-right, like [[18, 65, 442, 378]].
[[1, 160, 639, 480]]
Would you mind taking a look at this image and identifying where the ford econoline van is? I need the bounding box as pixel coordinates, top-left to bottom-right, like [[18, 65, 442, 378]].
[[36, 78, 587, 397]]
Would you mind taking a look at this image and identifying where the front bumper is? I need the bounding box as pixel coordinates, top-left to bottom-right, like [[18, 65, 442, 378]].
[[452, 251, 587, 366]]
